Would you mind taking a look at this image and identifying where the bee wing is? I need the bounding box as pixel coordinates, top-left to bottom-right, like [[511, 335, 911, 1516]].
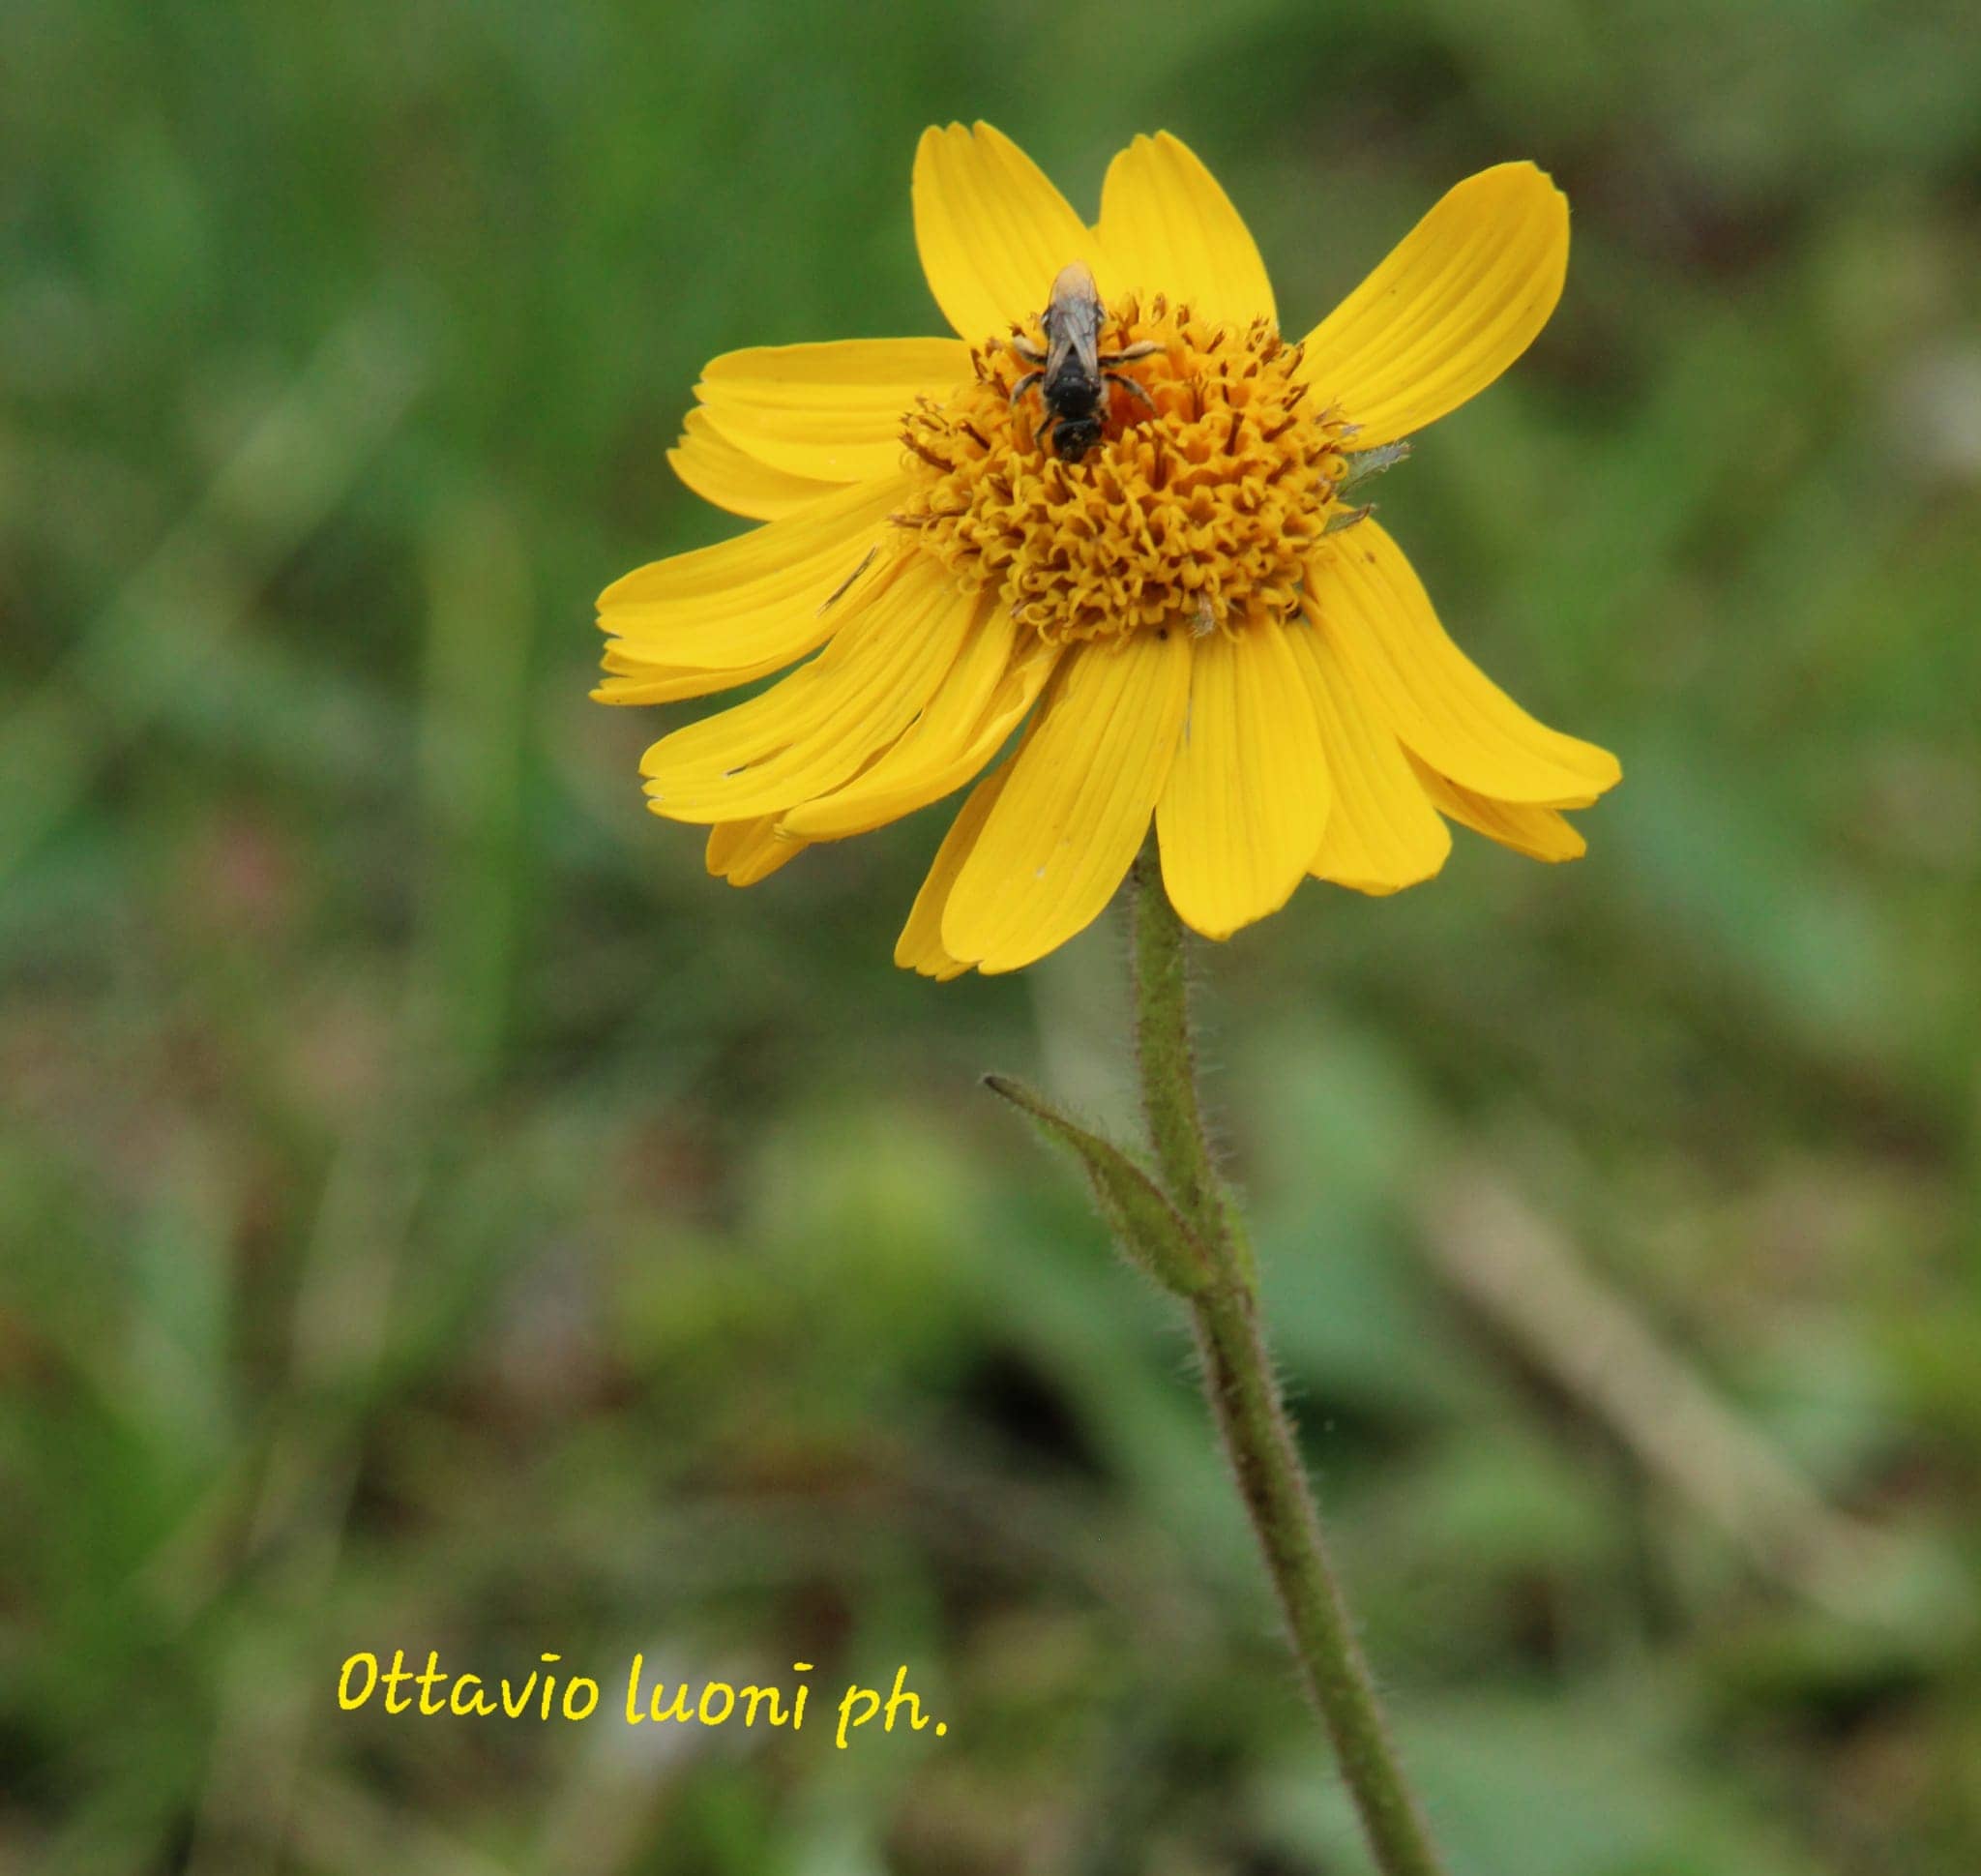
[[1063, 301, 1103, 381], [1044, 312, 1099, 386], [1044, 265, 1107, 384]]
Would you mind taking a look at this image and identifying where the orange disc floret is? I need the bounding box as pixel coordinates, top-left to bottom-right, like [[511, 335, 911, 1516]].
[[895, 295, 1354, 647]]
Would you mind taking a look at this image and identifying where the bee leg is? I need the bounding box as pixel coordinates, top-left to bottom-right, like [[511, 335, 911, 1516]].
[[1100, 341, 1162, 365], [1009, 370, 1044, 406], [1009, 337, 1047, 365], [1105, 371, 1157, 413], [1035, 413, 1057, 447]]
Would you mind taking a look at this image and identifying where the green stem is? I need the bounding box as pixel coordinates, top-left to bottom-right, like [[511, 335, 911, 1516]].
[[1129, 849, 1446, 1876]]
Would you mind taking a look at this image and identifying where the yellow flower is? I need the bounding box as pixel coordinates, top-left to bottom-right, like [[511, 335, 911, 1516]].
[[597, 125, 1620, 977]]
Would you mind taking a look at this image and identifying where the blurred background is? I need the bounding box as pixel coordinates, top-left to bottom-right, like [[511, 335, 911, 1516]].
[[4, 1, 1980, 1871]]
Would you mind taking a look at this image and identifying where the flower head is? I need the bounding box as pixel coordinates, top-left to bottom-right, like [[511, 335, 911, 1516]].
[[597, 126, 1620, 975]]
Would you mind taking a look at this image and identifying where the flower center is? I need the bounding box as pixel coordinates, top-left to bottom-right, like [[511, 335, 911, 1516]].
[[895, 293, 1352, 646]]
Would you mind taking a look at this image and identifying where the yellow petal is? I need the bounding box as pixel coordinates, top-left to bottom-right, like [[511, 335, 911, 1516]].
[[894, 760, 1012, 981], [1299, 163, 1568, 448], [698, 403, 905, 487], [913, 122, 1102, 342], [594, 648, 798, 707], [1156, 625, 1326, 939], [783, 604, 1057, 839], [1309, 519, 1621, 804], [706, 816, 809, 884], [695, 338, 963, 483], [597, 562, 879, 697], [1285, 623, 1452, 895], [599, 475, 904, 677], [941, 629, 1191, 974], [601, 473, 902, 610], [668, 409, 836, 521], [639, 553, 973, 821], [700, 337, 966, 406], [1409, 759, 1590, 862], [1097, 133, 1275, 328]]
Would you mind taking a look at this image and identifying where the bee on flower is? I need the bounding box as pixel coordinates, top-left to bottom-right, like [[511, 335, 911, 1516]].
[[595, 125, 1620, 977]]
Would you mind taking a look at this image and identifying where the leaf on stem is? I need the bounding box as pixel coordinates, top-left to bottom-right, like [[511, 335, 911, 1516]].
[[983, 1074, 1213, 1296]]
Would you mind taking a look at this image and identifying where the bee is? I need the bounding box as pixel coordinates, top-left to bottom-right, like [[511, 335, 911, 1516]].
[[1010, 262, 1160, 462]]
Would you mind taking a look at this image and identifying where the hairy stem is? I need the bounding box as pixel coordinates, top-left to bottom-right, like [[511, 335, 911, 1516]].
[[1128, 849, 1446, 1876]]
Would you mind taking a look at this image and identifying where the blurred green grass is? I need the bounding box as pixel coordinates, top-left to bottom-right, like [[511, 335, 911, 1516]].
[[4, 1, 1980, 1871]]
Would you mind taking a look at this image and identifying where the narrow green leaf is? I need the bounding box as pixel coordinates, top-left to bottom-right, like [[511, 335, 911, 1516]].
[[982, 1075, 1212, 1296]]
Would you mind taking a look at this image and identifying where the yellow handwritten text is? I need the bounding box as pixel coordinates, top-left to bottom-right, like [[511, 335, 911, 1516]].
[[338, 1651, 599, 1722], [336, 1652, 947, 1746]]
